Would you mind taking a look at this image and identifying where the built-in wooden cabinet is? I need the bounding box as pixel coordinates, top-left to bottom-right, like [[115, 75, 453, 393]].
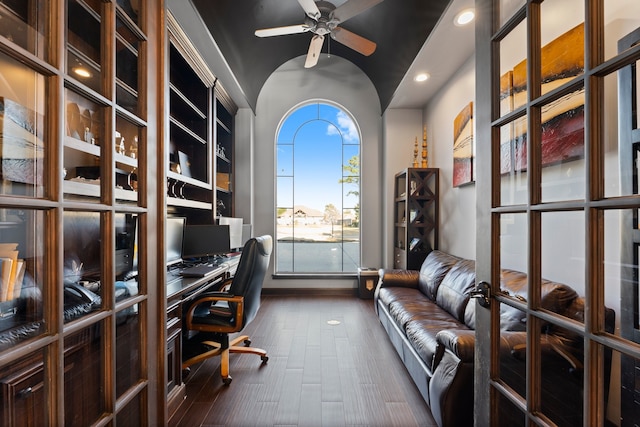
[[393, 168, 439, 270], [0, 0, 160, 424], [167, 13, 236, 223]]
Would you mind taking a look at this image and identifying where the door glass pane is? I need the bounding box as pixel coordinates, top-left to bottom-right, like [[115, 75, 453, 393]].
[[116, 17, 140, 115], [64, 90, 103, 202], [499, 119, 528, 206], [604, 0, 640, 63], [67, 0, 103, 94], [495, 391, 526, 426], [64, 323, 105, 426], [541, 210, 585, 322], [115, 117, 141, 205], [540, 323, 585, 426], [540, 88, 586, 203], [0, 0, 49, 61], [499, 0, 525, 28], [609, 347, 640, 425], [0, 208, 45, 351], [540, 0, 584, 97], [500, 20, 527, 116], [603, 71, 625, 198], [117, 391, 142, 425], [63, 211, 102, 323], [115, 213, 137, 286], [116, 303, 140, 397], [0, 53, 45, 198]]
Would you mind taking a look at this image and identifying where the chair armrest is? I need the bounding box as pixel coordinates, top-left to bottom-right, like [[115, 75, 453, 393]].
[[184, 293, 245, 331], [378, 268, 420, 289]]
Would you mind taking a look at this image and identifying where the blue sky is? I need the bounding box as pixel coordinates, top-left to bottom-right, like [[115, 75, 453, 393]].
[[277, 103, 359, 212]]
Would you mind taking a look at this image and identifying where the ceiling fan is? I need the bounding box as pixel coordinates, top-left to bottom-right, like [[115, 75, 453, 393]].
[[255, 0, 383, 68]]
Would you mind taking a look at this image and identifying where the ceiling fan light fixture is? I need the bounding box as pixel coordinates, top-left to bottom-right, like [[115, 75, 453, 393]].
[[414, 73, 430, 82], [454, 9, 475, 26]]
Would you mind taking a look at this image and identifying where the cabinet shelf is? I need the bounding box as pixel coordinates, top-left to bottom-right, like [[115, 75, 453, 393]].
[[169, 117, 207, 145], [64, 135, 101, 156], [170, 83, 206, 119], [167, 171, 211, 190], [393, 168, 439, 269], [166, 197, 212, 210], [63, 180, 138, 201]]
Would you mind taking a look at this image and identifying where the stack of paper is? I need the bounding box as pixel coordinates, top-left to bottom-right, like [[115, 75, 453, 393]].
[[0, 243, 26, 301]]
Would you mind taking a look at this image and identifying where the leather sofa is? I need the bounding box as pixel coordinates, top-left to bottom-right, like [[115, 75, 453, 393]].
[[374, 250, 615, 427]]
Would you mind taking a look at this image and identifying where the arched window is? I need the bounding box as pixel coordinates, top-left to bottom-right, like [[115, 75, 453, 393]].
[[276, 102, 360, 274]]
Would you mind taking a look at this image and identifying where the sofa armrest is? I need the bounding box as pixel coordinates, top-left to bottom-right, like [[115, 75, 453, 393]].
[[377, 268, 420, 289], [436, 329, 475, 363]]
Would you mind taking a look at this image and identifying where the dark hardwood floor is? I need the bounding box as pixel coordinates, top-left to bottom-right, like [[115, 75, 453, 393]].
[[169, 295, 437, 427]]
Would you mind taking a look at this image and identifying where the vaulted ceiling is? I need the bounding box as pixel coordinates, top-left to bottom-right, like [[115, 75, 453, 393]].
[[191, 0, 452, 112]]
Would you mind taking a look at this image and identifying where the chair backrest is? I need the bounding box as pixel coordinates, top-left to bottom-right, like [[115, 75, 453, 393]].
[[228, 235, 272, 326]]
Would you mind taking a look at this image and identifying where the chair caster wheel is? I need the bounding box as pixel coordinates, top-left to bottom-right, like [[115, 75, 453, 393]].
[[222, 376, 232, 386], [244, 339, 251, 346], [182, 367, 191, 379], [261, 355, 269, 363]]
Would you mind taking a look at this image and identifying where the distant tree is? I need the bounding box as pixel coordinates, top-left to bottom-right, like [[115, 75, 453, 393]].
[[324, 204, 339, 235], [339, 155, 360, 198]]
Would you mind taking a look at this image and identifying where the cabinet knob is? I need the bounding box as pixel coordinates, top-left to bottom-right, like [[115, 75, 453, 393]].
[[17, 387, 33, 398]]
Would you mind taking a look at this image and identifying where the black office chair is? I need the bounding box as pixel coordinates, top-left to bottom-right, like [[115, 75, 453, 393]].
[[182, 235, 272, 385]]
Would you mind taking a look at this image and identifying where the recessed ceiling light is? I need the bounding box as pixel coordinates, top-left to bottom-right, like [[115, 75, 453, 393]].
[[414, 73, 430, 82], [454, 9, 475, 26], [72, 66, 92, 78]]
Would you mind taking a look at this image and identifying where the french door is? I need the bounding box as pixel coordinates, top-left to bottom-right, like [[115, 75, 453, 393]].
[[475, 0, 640, 425]]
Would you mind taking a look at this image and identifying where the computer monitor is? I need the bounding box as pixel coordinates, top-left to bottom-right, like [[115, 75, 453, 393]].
[[166, 217, 186, 267], [218, 217, 243, 250], [182, 224, 231, 259]]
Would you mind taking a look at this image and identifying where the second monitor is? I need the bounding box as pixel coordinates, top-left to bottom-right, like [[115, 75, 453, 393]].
[[182, 224, 231, 260]]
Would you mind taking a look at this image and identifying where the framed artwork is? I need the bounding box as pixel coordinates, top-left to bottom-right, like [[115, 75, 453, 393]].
[[499, 23, 585, 173], [453, 102, 474, 187]]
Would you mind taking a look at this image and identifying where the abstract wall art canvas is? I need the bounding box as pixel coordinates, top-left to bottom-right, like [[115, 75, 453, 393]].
[[453, 102, 474, 187]]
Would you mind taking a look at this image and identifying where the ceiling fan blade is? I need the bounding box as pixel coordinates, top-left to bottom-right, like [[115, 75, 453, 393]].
[[332, 0, 384, 23], [255, 24, 309, 38], [298, 0, 321, 19], [304, 34, 324, 68], [331, 27, 376, 56]]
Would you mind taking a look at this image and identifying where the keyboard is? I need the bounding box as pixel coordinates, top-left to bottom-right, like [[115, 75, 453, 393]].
[[180, 264, 219, 278]]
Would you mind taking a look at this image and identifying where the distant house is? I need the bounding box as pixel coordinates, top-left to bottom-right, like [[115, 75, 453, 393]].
[[277, 205, 324, 225]]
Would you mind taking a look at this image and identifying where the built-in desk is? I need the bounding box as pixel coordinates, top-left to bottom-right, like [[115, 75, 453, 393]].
[[166, 255, 241, 417]]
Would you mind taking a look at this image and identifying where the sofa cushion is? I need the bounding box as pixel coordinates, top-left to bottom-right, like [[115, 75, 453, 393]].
[[377, 286, 424, 311], [435, 259, 476, 322], [388, 297, 458, 331], [406, 318, 468, 371], [418, 250, 461, 300]]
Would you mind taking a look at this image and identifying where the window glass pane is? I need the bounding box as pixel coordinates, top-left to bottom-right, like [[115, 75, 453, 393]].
[[0, 0, 49, 61], [604, 0, 640, 63], [276, 103, 360, 273], [0, 53, 45, 198], [499, 119, 528, 206], [64, 323, 105, 426], [0, 208, 45, 351], [540, 1, 584, 97], [277, 144, 293, 176], [64, 90, 103, 202], [541, 210, 585, 323], [540, 323, 584, 426], [540, 88, 586, 203], [498, 0, 525, 28], [67, 0, 103, 94], [116, 303, 140, 397], [63, 211, 102, 323], [500, 20, 527, 116]]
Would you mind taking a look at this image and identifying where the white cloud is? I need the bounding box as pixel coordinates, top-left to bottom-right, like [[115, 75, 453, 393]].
[[326, 111, 359, 143]]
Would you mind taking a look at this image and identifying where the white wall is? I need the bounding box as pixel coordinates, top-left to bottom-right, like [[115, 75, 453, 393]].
[[423, 56, 477, 260], [381, 109, 424, 267], [251, 55, 383, 289]]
